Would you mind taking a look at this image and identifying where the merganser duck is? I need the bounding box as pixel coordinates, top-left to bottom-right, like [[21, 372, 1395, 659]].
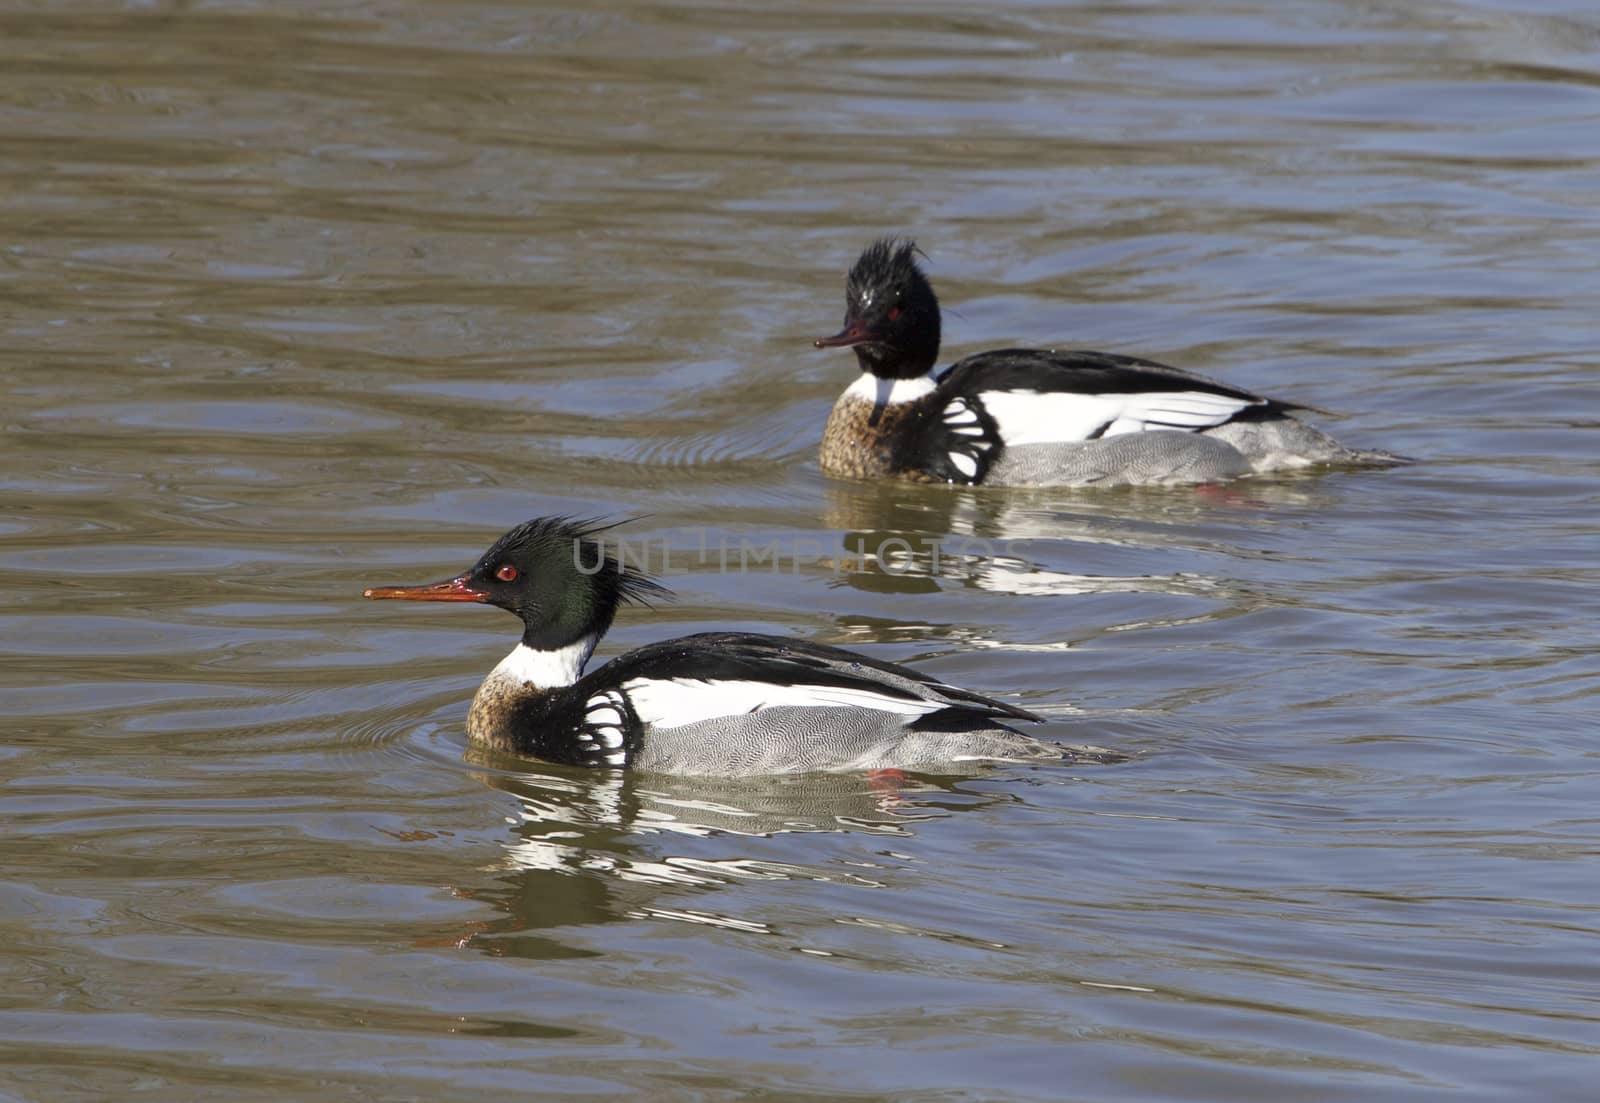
[[363, 516, 1064, 775], [815, 238, 1405, 486]]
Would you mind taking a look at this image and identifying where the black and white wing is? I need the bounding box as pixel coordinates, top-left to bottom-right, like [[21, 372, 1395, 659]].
[[936, 348, 1294, 455], [503, 682, 646, 768], [592, 631, 1042, 732], [569, 687, 634, 767], [917, 393, 1004, 484]]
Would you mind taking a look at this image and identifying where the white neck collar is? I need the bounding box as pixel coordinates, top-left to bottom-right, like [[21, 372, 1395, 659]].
[[843, 372, 937, 408], [490, 636, 598, 690]]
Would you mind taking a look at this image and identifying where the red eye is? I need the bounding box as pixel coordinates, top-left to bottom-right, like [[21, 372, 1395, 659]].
[[888, 306, 902, 320], [495, 564, 518, 582]]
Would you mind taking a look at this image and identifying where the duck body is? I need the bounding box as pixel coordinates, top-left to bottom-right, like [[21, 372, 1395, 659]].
[[817, 240, 1405, 487], [473, 630, 1054, 775], [366, 518, 1063, 776]]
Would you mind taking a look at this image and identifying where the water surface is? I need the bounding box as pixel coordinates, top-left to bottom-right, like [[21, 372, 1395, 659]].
[[3, 1, 1599, 1099]]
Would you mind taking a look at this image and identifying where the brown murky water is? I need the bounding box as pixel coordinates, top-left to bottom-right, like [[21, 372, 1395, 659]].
[[4, 1, 1599, 1099]]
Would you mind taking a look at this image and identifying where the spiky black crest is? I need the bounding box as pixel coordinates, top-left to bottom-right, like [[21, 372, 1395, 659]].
[[846, 237, 932, 312], [830, 237, 943, 379]]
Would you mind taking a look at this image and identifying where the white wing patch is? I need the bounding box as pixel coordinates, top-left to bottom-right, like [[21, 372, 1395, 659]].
[[942, 397, 987, 437], [978, 389, 1258, 446], [621, 677, 944, 731], [940, 396, 997, 481]]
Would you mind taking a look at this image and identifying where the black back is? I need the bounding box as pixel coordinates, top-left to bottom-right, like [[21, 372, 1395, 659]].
[[939, 347, 1297, 408]]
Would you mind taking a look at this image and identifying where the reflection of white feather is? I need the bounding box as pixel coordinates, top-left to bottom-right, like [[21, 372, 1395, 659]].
[[979, 389, 1256, 445], [623, 677, 944, 729]]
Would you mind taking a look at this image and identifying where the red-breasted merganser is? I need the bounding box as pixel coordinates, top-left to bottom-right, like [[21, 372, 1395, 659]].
[[815, 238, 1405, 486], [363, 517, 1063, 774]]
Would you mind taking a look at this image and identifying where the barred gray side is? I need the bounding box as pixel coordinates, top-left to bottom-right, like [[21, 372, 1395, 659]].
[[984, 430, 1253, 487], [1202, 417, 1409, 471], [629, 706, 1062, 776]]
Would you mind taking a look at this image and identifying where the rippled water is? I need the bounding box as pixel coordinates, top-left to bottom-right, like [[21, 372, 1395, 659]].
[[4, 1, 1599, 1099]]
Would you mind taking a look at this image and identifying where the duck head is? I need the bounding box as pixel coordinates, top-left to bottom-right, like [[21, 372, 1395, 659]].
[[814, 237, 942, 380]]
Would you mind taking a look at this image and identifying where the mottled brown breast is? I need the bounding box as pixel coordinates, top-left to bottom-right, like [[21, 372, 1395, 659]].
[[466, 675, 525, 755], [819, 392, 940, 481]]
